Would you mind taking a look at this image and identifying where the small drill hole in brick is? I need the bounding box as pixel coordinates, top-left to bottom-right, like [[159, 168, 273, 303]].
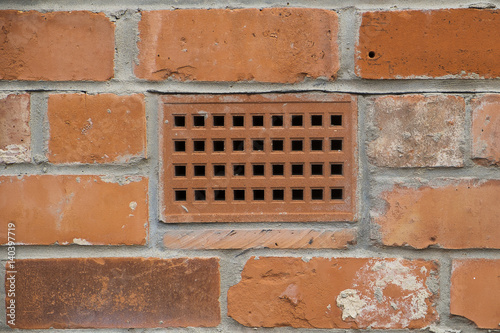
[[174, 165, 186, 177], [291, 164, 303, 176], [174, 115, 185, 127], [213, 165, 226, 177], [311, 188, 324, 200], [311, 115, 322, 126], [331, 188, 343, 200], [193, 115, 205, 127], [213, 140, 225, 152], [273, 189, 284, 201], [233, 140, 244, 151], [175, 190, 187, 201], [331, 164, 343, 175], [272, 139, 284, 151], [272, 164, 284, 176], [272, 115, 283, 126], [194, 189, 206, 201], [311, 164, 323, 175], [253, 164, 265, 176], [253, 139, 264, 151], [331, 139, 343, 151], [331, 115, 342, 126], [368, 51, 376, 58], [233, 189, 245, 201], [311, 139, 323, 151], [252, 115, 264, 127], [193, 140, 205, 152], [174, 141, 186, 152], [233, 164, 245, 176], [214, 189, 226, 201], [291, 115, 303, 126], [194, 165, 206, 177], [291, 140, 303, 151], [233, 115, 244, 127], [253, 189, 265, 201], [213, 115, 225, 127], [292, 189, 304, 200]]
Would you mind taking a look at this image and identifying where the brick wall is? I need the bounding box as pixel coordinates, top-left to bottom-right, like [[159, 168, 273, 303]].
[[0, 1, 499, 332]]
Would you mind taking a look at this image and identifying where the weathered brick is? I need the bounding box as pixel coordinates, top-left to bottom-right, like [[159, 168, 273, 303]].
[[6, 257, 220, 328], [163, 229, 356, 249], [472, 95, 500, 165], [367, 95, 465, 167], [374, 180, 500, 249], [357, 9, 500, 79], [228, 257, 438, 329], [451, 259, 500, 329], [135, 8, 338, 83], [0, 11, 114, 81], [48, 94, 146, 164], [0, 175, 148, 245], [0, 94, 30, 163]]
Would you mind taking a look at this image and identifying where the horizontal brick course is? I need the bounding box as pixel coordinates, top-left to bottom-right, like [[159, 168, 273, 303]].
[[0, 175, 148, 245], [136, 8, 338, 83], [0, 11, 114, 81], [5, 257, 220, 328]]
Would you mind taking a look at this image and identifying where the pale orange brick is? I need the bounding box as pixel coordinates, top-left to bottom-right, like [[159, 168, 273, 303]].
[[0, 94, 30, 163], [136, 8, 338, 83], [48, 94, 146, 164], [472, 95, 500, 165], [228, 257, 438, 329], [0, 11, 114, 81], [0, 175, 148, 245]]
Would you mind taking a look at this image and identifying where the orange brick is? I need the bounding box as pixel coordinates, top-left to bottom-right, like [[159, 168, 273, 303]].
[[6, 257, 220, 328], [0, 94, 30, 163], [357, 9, 500, 79], [163, 229, 356, 249], [367, 95, 465, 167], [375, 180, 500, 249], [472, 95, 500, 165], [0, 175, 148, 245], [451, 259, 500, 329], [228, 257, 438, 329], [136, 8, 338, 83], [48, 94, 146, 164], [0, 11, 114, 81]]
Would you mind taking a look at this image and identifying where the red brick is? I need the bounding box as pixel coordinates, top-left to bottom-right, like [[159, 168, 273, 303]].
[[375, 180, 500, 249], [451, 259, 500, 329], [6, 257, 220, 328], [357, 9, 500, 79], [0, 94, 30, 163], [135, 8, 338, 83], [163, 229, 356, 249], [48, 94, 146, 164], [472, 95, 500, 165], [0, 175, 148, 245], [367, 95, 465, 167], [228, 257, 438, 329], [0, 11, 114, 81]]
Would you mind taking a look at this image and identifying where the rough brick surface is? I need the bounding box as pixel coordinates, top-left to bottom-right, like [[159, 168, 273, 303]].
[[228, 257, 438, 329], [451, 259, 500, 329], [0, 10, 114, 81], [472, 95, 500, 165], [367, 95, 465, 167], [0, 175, 148, 245], [6, 257, 220, 328], [48, 94, 146, 164], [374, 180, 500, 249], [163, 229, 356, 249], [0, 94, 30, 163], [136, 8, 338, 83], [357, 9, 500, 79]]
